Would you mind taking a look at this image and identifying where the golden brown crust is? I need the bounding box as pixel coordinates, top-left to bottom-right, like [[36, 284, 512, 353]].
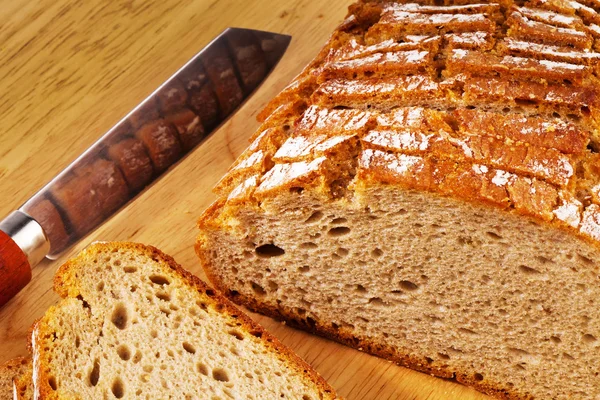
[[34, 242, 337, 400], [203, 0, 600, 254]]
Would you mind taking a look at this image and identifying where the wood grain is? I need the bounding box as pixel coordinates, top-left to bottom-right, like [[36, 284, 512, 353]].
[[0, 1, 489, 399]]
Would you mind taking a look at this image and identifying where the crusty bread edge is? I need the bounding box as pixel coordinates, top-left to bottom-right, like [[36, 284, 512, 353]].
[[32, 242, 338, 400], [196, 222, 535, 400]]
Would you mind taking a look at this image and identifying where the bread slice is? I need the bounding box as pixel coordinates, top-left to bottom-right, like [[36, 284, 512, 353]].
[[0, 357, 31, 400], [0, 357, 32, 400], [196, 1, 600, 399], [31, 242, 337, 399]]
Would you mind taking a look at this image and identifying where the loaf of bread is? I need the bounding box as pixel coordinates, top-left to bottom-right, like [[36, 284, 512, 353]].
[[196, 2, 600, 399], [30, 242, 337, 399], [0, 357, 31, 400]]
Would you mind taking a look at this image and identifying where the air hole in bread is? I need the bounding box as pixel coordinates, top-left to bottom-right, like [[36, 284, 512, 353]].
[[515, 98, 538, 107], [111, 303, 128, 330], [459, 328, 478, 336], [399, 280, 419, 291], [337, 247, 349, 257], [474, 373, 484, 381], [486, 231, 502, 240], [550, 335, 561, 344], [268, 280, 279, 292], [328, 226, 351, 237], [302, 396, 313, 400], [160, 306, 171, 317], [535, 256, 553, 264], [149, 274, 170, 286], [251, 282, 267, 296], [305, 211, 324, 223], [300, 242, 318, 249], [368, 297, 386, 307], [181, 342, 196, 354], [96, 281, 105, 291], [577, 253, 593, 265], [371, 248, 383, 257], [117, 345, 131, 361], [514, 363, 526, 371], [298, 265, 310, 273], [229, 345, 240, 357], [581, 106, 591, 116], [582, 334, 597, 344], [228, 329, 244, 341], [212, 368, 230, 382], [518, 265, 541, 275], [111, 377, 125, 398], [89, 359, 100, 387], [47, 376, 58, 391], [155, 291, 171, 302], [197, 362, 209, 376], [438, 352, 450, 360], [255, 244, 285, 258], [132, 350, 142, 364], [355, 284, 367, 293]]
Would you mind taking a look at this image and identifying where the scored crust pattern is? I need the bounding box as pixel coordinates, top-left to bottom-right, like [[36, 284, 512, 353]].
[[210, 0, 600, 245]]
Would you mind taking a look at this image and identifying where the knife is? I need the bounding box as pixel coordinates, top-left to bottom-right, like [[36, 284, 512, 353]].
[[0, 27, 291, 307]]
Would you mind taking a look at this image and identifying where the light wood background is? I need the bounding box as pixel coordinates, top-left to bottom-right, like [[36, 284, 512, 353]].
[[0, 1, 489, 398]]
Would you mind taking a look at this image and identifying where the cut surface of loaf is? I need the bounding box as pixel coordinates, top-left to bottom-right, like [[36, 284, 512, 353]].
[[197, 1, 600, 399], [32, 242, 337, 400], [0, 357, 31, 400]]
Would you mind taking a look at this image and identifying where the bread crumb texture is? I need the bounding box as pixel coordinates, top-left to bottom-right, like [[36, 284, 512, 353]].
[[32, 242, 337, 399], [197, 1, 600, 399]]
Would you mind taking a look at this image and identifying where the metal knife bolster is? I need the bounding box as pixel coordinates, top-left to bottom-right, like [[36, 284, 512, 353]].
[[0, 211, 49, 304], [0, 211, 49, 266]]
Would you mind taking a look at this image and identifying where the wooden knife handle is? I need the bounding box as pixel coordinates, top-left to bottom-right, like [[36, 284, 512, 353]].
[[0, 230, 31, 306]]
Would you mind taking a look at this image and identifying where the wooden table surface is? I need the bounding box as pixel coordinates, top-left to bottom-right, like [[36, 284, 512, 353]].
[[0, 1, 490, 399]]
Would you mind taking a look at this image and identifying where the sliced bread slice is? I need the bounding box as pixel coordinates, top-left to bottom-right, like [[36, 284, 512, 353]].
[[31, 242, 337, 399], [0, 357, 31, 400]]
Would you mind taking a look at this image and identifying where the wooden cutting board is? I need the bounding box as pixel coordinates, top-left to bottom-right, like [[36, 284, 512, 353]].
[[0, 1, 490, 398]]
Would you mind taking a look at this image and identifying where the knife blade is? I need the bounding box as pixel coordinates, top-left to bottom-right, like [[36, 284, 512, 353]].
[[0, 27, 291, 306]]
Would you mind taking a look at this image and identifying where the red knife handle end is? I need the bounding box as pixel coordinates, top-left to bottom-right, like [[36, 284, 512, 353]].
[[0, 230, 32, 306]]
